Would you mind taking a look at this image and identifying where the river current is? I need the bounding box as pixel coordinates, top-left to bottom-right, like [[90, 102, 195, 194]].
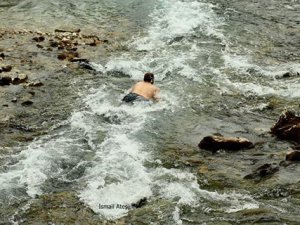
[[1, 0, 300, 224]]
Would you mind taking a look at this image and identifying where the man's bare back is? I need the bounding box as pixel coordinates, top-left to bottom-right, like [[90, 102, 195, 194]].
[[131, 81, 160, 101]]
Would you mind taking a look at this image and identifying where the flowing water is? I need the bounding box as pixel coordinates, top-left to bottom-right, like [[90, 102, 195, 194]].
[[1, 0, 300, 224]]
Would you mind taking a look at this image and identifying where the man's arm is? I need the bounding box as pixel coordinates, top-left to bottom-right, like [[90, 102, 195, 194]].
[[153, 87, 160, 102]]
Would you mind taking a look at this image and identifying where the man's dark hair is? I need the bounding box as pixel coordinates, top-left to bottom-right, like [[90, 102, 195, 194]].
[[144, 73, 154, 84]]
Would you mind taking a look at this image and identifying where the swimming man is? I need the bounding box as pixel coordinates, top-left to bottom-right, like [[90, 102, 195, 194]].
[[122, 73, 160, 103]]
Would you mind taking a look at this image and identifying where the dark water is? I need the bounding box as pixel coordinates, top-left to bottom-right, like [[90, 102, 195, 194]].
[[1, 0, 300, 224]]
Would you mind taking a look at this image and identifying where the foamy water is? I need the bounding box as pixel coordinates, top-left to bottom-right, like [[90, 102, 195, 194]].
[[1, 0, 296, 223], [220, 53, 300, 98], [76, 85, 171, 218]]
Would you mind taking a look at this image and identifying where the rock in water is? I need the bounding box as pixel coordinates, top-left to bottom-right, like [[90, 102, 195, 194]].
[[32, 36, 45, 42], [271, 111, 300, 143], [198, 135, 254, 153], [0, 76, 12, 85], [131, 197, 147, 208], [244, 163, 279, 182], [28, 81, 44, 87], [0, 65, 12, 73], [21, 100, 34, 106], [12, 74, 28, 84], [286, 150, 300, 161]]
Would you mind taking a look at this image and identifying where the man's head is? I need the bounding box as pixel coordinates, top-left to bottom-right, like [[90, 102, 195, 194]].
[[144, 73, 154, 84]]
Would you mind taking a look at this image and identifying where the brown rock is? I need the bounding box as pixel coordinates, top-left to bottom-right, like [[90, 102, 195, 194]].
[[0, 76, 12, 85], [286, 150, 300, 161], [0, 53, 5, 59], [57, 45, 65, 50], [21, 100, 33, 106], [198, 135, 254, 153], [86, 40, 98, 46], [28, 81, 44, 87], [12, 74, 28, 84], [32, 36, 45, 42], [0, 65, 12, 73], [58, 51, 79, 61], [57, 53, 67, 60], [54, 28, 81, 33], [70, 58, 89, 63], [271, 111, 300, 143], [49, 40, 59, 48]]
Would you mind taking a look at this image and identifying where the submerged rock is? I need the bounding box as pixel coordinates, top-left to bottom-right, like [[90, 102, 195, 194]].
[[198, 135, 254, 153], [244, 163, 279, 182], [17, 191, 107, 225], [271, 111, 300, 143], [286, 150, 300, 161]]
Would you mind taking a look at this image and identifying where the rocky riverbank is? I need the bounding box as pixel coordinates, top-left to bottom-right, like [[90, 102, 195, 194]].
[[0, 28, 113, 148], [0, 27, 116, 224]]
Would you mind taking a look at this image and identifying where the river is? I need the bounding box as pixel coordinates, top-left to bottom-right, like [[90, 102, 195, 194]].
[[1, 0, 300, 224]]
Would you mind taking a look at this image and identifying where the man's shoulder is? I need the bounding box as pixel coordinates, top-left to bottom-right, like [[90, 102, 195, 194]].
[[135, 81, 145, 86]]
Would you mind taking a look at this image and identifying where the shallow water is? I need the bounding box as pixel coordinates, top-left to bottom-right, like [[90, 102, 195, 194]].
[[1, 0, 300, 224]]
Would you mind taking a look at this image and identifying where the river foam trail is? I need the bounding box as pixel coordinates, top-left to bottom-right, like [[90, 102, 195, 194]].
[[77, 0, 259, 220], [75, 85, 259, 219]]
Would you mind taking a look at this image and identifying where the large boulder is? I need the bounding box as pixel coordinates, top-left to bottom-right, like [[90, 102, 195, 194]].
[[198, 135, 254, 153], [271, 111, 300, 143]]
